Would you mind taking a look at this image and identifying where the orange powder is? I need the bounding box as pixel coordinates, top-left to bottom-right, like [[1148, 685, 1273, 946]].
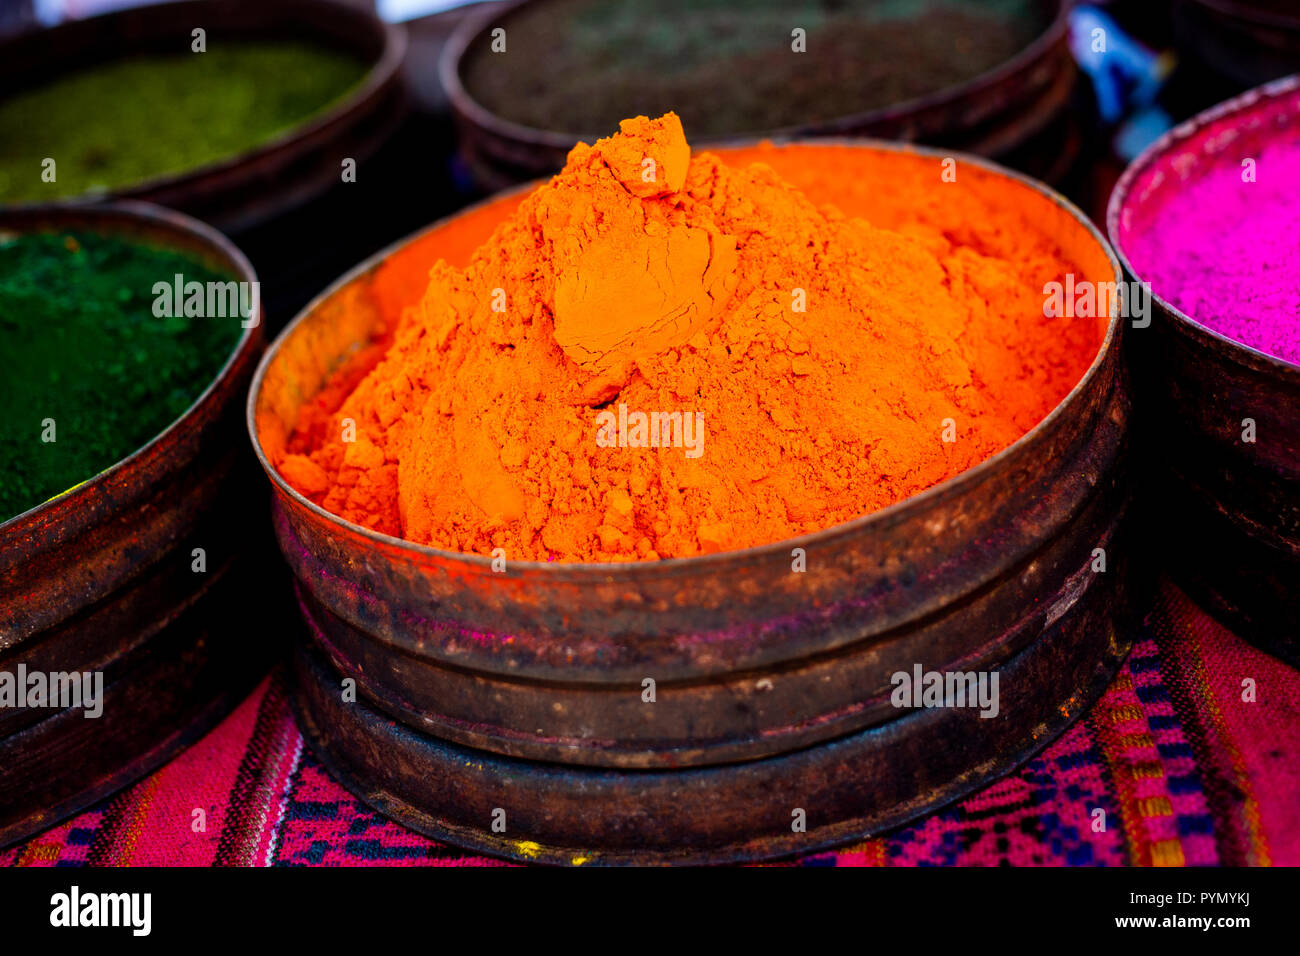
[[279, 114, 1101, 562]]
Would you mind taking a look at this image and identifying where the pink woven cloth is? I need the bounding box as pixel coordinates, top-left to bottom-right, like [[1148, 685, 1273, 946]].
[[4, 579, 1297, 866]]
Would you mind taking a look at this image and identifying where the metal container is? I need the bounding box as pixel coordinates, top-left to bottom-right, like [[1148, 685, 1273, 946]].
[[439, 0, 1080, 192], [0, 0, 408, 235], [1107, 76, 1300, 666], [1174, 0, 1300, 90], [0, 202, 274, 846], [250, 141, 1136, 863]]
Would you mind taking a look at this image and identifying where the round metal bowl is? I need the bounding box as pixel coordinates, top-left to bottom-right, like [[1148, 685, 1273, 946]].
[[1107, 75, 1300, 666], [439, 0, 1079, 191], [0, 0, 407, 234], [0, 202, 273, 847], [250, 141, 1136, 863]]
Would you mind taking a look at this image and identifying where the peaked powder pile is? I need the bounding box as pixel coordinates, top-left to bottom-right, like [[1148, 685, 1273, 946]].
[[280, 114, 1099, 561]]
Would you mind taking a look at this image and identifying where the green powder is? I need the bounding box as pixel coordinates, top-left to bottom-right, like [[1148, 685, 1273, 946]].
[[0, 42, 367, 202], [0, 230, 244, 521]]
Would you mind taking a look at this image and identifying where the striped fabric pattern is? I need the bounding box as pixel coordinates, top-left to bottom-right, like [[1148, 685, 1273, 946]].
[[4, 580, 1297, 867]]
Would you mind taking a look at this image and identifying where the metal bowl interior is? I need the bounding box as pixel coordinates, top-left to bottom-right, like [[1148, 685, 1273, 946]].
[[0, 0, 408, 233], [441, 0, 1071, 147], [438, 0, 1076, 187]]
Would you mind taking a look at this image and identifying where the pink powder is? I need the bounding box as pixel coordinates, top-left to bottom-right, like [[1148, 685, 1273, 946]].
[[1119, 94, 1300, 366]]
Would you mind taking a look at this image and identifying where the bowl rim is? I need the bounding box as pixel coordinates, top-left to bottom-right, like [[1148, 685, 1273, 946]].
[[247, 136, 1124, 577], [0, 0, 407, 211], [1105, 72, 1300, 379], [0, 200, 261, 535], [438, 0, 1072, 149]]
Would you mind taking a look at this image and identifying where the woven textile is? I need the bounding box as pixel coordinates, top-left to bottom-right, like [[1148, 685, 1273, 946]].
[[4, 580, 1297, 867]]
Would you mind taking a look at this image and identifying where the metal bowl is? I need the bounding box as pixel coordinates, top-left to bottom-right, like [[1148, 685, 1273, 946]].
[[0, 0, 408, 234], [249, 141, 1136, 862], [439, 0, 1079, 191], [1107, 74, 1300, 666], [0, 202, 273, 846]]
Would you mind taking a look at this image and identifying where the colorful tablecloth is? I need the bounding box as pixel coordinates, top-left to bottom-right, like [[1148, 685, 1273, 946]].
[[4, 579, 1297, 867]]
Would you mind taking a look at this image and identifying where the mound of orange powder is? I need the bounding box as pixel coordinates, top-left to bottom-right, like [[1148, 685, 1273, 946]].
[[279, 114, 1100, 561]]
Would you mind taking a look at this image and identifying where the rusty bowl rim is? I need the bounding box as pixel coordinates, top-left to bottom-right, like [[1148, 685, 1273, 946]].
[[0, 0, 407, 212], [0, 200, 261, 535], [247, 136, 1124, 577], [437, 0, 1072, 149], [1106, 73, 1300, 380]]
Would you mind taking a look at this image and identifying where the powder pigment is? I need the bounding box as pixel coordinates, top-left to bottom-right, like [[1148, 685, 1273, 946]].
[[0, 231, 242, 520], [279, 114, 1103, 561], [1119, 115, 1300, 365], [0, 43, 366, 203]]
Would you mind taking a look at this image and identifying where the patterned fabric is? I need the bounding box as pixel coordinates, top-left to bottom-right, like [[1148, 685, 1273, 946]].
[[4, 580, 1297, 867]]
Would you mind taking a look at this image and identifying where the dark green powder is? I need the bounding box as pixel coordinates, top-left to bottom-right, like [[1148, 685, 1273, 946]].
[[462, 0, 1047, 139], [0, 42, 367, 202], [0, 230, 244, 521]]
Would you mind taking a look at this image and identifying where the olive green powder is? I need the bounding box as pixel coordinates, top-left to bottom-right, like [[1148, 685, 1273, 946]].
[[0, 230, 243, 521], [0, 42, 367, 202], [462, 0, 1046, 138]]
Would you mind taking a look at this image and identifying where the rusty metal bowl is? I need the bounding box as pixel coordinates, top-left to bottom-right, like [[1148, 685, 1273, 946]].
[[0, 0, 407, 234], [439, 0, 1079, 192], [1107, 75, 1300, 666], [249, 141, 1136, 863], [0, 202, 274, 847]]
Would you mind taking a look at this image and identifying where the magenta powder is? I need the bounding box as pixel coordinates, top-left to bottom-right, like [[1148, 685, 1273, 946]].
[[1119, 95, 1300, 366]]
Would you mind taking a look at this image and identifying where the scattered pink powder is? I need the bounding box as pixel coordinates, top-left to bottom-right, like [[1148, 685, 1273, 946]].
[[1119, 101, 1300, 366]]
